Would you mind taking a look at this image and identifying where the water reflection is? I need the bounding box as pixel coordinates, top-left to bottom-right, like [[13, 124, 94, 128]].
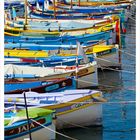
[[57, 126, 103, 140]]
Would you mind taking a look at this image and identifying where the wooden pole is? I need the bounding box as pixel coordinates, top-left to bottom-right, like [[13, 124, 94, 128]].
[[119, 18, 122, 49], [24, 0, 28, 30], [118, 17, 122, 64], [53, 0, 56, 19], [23, 92, 32, 140], [70, 0, 73, 9], [78, 0, 80, 6]]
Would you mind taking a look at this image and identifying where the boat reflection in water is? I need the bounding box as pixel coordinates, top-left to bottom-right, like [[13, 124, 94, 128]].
[[98, 71, 123, 92], [57, 126, 102, 140]]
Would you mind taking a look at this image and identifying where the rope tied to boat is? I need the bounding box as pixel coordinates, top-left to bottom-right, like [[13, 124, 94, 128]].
[[30, 119, 78, 140], [73, 78, 135, 91], [116, 48, 136, 57], [99, 66, 135, 74], [120, 33, 136, 39]]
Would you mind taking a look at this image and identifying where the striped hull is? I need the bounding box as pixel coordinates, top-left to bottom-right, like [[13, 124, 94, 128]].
[[5, 116, 55, 140], [5, 62, 97, 89]]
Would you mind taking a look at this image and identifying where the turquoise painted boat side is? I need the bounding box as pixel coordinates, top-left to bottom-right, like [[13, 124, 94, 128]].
[[5, 115, 52, 139], [5, 31, 112, 45]]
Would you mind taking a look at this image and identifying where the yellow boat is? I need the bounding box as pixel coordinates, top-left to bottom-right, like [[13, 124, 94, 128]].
[[4, 49, 48, 58], [4, 20, 116, 36], [4, 43, 115, 58], [4, 25, 60, 36], [4, 32, 20, 37], [57, 44, 116, 56]]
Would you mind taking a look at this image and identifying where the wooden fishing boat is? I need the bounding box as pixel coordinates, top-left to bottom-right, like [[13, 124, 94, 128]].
[[59, 0, 132, 7], [5, 15, 112, 31], [4, 0, 24, 9], [4, 61, 98, 88], [5, 78, 76, 94], [58, 44, 121, 69], [28, 0, 124, 15], [4, 49, 49, 58], [56, 3, 130, 14], [26, 0, 129, 19], [4, 19, 116, 37], [14, 13, 114, 22], [4, 43, 121, 69], [28, 7, 123, 19], [4, 25, 60, 36], [5, 89, 106, 129], [4, 54, 94, 67], [4, 39, 101, 50], [5, 107, 56, 140], [5, 30, 114, 45]]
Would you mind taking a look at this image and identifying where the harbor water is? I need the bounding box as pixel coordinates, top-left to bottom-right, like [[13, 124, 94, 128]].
[[57, 17, 136, 140], [4, 1, 136, 140]]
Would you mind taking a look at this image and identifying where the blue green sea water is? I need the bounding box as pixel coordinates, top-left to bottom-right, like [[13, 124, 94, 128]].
[[57, 18, 136, 140]]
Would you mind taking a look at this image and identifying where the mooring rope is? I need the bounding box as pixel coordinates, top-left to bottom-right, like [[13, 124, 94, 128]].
[[57, 118, 89, 129], [100, 66, 135, 74], [123, 48, 136, 54], [117, 49, 136, 57], [124, 42, 135, 45], [74, 78, 135, 91], [120, 34, 136, 39], [126, 21, 136, 26], [30, 119, 78, 140], [95, 57, 135, 68], [125, 13, 136, 21]]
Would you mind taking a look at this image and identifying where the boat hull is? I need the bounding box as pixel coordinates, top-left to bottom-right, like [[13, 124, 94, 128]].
[[5, 62, 97, 88], [95, 49, 121, 69], [5, 31, 113, 45], [12, 123, 55, 140], [56, 103, 102, 129], [77, 65, 98, 88]]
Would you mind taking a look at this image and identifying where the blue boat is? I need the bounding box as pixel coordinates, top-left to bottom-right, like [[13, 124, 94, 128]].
[[4, 40, 100, 50], [5, 30, 113, 45], [5, 78, 76, 94], [5, 55, 94, 66], [5, 107, 56, 140], [27, 0, 129, 18]]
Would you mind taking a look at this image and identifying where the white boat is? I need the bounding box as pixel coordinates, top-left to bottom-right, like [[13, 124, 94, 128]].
[[4, 61, 98, 88], [5, 89, 106, 129]]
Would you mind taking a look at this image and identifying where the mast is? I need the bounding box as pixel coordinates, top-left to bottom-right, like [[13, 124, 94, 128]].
[[53, 0, 56, 19], [24, 0, 28, 30], [118, 17, 122, 64], [115, 15, 122, 64], [70, 0, 73, 9], [78, 0, 80, 6], [23, 92, 32, 140]]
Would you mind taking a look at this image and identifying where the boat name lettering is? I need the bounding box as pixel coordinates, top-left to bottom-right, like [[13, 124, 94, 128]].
[[77, 69, 88, 76], [71, 99, 93, 109], [5, 118, 46, 136], [70, 68, 88, 76], [18, 123, 35, 133], [45, 84, 59, 92], [97, 50, 111, 56]]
